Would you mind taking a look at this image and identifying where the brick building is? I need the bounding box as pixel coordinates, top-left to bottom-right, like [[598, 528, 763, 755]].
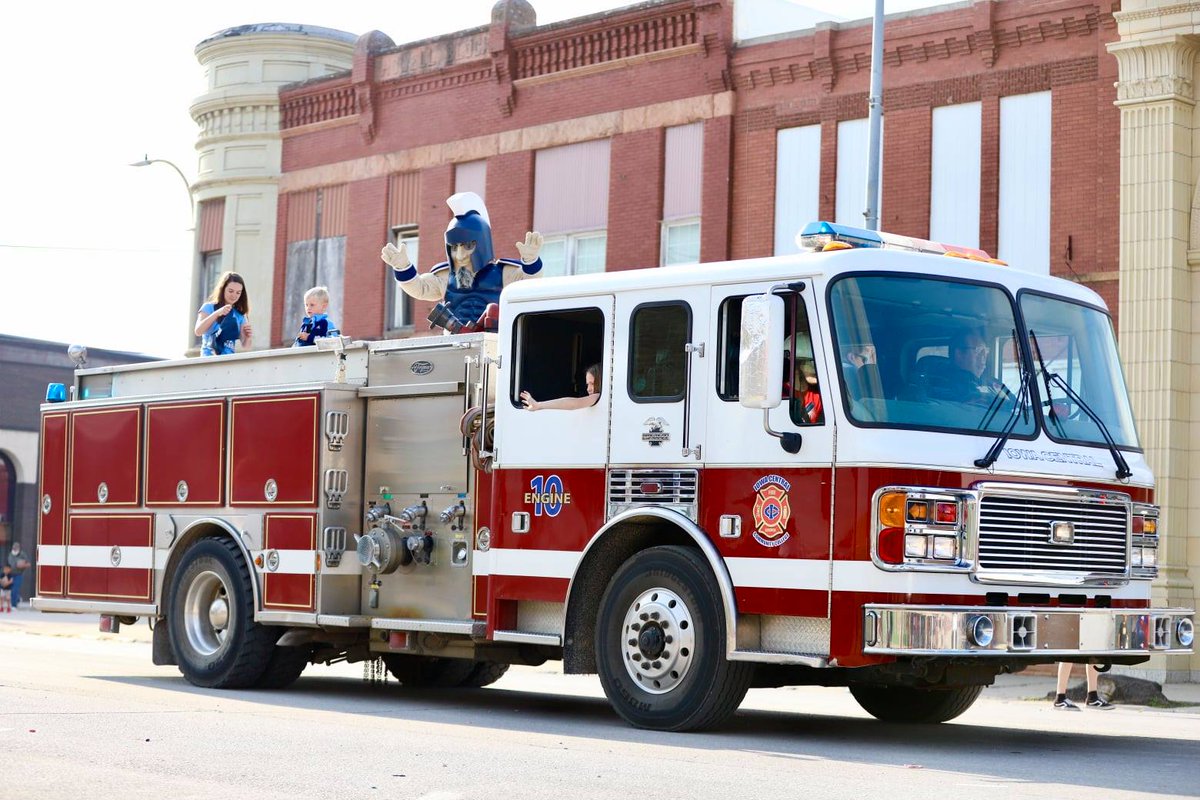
[[269, 0, 1120, 344], [217, 0, 1199, 680]]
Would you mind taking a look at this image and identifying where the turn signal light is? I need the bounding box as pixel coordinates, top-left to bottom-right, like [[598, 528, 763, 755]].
[[906, 500, 929, 522], [879, 492, 906, 528]]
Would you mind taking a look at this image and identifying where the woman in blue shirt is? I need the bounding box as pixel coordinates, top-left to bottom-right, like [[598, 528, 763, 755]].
[[195, 272, 253, 356]]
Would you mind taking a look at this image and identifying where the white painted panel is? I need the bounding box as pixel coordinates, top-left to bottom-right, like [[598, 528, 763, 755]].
[[454, 160, 487, 201], [534, 139, 611, 235], [664, 122, 704, 219], [836, 118, 882, 228], [930, 102, 981, 248], [773, 124, 821, 255], [999, 91, 1051, 274]]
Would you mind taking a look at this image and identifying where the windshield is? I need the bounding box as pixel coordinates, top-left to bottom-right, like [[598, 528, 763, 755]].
[[828, 274, 1035, 437], [1020, 293, 1139, 448]]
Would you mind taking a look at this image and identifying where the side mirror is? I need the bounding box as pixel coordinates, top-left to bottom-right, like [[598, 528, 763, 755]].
[[738, 293, 785, 410]]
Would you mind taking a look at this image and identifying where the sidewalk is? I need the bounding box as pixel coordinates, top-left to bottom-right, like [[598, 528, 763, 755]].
[[2, 604, 1196, 709]]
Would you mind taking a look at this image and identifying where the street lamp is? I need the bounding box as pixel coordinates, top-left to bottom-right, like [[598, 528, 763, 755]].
[[130, 155, 195, 218]]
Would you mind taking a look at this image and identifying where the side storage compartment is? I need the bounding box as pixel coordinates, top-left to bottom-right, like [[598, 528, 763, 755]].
[[230, 394, 319, 506], [145, 400, 225, 506], [70, 406, 142, 507], [262, 513, 316, 611], [36, 412, 69, 596], [66, 514, 154, 601]]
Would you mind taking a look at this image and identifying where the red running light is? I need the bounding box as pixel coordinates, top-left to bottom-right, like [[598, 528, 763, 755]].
[[935, 502, 958, 524], [878, 527, 904, 564]]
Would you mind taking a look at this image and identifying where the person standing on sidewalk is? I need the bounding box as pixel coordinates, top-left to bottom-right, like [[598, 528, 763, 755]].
[[6, 540, 31, 608], [1053, 662, 1114, 710]]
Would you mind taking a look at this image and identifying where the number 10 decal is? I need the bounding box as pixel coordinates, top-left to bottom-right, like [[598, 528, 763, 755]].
[[527, 474, 570, 517]]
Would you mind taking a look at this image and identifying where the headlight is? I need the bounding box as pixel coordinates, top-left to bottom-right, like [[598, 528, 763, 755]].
[[874, 487, 969, 570]]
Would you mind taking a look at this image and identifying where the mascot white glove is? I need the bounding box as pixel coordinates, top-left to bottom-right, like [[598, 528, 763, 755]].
[[381, 241, 412, 271], [514, 232, 544, 265]]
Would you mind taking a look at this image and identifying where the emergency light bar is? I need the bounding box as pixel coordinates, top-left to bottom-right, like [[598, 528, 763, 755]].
[[797, 221, 1004, 264]]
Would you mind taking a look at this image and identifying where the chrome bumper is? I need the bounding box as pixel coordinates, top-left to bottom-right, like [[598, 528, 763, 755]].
[[863, 605, 1195, 656]]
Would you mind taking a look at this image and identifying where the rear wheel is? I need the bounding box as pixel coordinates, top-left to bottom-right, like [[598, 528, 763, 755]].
[[380, 654, 477, 687], [595, 546, 753, 731], [460, 661, 510, 688], [254, 643, 311, 689], [168, 538, 275, 688], [849, 684, 983, 723]]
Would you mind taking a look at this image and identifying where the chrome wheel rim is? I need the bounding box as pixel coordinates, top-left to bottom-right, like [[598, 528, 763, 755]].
[[183, 569, 232, 657], [619, 587, 696, 694]]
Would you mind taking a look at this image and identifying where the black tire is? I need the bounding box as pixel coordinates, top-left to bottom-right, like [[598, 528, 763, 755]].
[[459, 660, 510, 688], [380, 654, 478, 687], [594, 545, 753, 731], [849, 683, 983, 723], [254, 644, 311, 690], [168, 538, 276, 689]]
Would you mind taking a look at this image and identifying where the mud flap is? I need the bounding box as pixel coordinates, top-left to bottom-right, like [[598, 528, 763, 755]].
[[152, 618, 177, 666]]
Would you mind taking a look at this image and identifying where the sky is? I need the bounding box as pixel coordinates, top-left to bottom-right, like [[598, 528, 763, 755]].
[[0, 0, 944, 360]]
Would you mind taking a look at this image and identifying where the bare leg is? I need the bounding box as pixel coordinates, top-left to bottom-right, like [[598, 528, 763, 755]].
[[1085, 664, 1099, 693], [1056, 662, 1073, 695]]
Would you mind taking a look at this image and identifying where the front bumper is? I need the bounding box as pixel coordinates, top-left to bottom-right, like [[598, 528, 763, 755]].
[[863, 605, 1194, 656]]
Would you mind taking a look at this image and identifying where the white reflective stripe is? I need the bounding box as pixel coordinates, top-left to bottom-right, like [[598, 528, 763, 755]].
[[67, 545, 153, 570], [472, 548, 578, 579], [726, 557, 829, 590], [38, 545, 66, 567], [256, 550, 317, 575]]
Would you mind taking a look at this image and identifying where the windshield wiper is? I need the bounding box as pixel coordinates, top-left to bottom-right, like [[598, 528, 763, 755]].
[[1029, 330, 1132, 480], [974, 368, 1031, 470]]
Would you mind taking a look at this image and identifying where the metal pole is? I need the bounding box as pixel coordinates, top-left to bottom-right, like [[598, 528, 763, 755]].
[[131, 156, 195, 218], [864, 0, 884, 231]]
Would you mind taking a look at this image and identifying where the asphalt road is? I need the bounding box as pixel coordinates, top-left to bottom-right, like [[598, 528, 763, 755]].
[[2, 625, 1197, 800]]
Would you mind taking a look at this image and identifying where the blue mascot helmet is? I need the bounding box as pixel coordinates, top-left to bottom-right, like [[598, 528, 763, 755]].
[[444, 209, 494, 271]]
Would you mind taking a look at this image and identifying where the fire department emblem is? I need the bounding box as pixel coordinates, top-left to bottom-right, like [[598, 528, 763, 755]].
[[751, 474, 791, 547], [641, 417, 669, 446]]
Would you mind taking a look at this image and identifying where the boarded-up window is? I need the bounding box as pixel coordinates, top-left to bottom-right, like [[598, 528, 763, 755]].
[[835, 118, 883, 227], [198, 199, 225, 253], [774, 125, 820, 255], [999, 91, 1051, 274], [534, 139, 611, 235], [455, 161, 487, 200], [664, 123, 702, 220], [930, 102, 981, 249], [283, 186, 348, 342], [387, 173, 421, 331], [388, 173, 420, 230]]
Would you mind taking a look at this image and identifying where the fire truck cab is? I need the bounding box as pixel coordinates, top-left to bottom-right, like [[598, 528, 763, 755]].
[[35, 222, 1194, 731]]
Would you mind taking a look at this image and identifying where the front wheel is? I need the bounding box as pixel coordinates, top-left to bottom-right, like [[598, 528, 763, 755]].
[[595, 546, 753, 731], [168, 538, 276, 688], [849, 684, 983, 723]]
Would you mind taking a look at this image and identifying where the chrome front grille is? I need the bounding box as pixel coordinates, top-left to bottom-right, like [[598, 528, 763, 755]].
[[976, 492, 1129, 577], [608, 469, 699, 521]]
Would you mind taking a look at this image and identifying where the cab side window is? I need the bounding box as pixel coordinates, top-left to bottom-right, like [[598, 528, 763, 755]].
[[629, 302, 690, 402], [716, 292, 823, 425], [511, 307, 605, 406]]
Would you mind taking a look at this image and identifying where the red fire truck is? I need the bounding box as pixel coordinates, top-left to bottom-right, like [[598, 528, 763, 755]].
[[34, 222, 1194, 731]]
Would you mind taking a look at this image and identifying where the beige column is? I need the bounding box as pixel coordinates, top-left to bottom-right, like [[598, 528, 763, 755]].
[[1108, 15, 1199, 681]]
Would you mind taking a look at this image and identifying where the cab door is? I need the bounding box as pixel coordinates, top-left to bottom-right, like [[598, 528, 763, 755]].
[[609, 289, 710, 467], [701, 281, 834, 621]]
